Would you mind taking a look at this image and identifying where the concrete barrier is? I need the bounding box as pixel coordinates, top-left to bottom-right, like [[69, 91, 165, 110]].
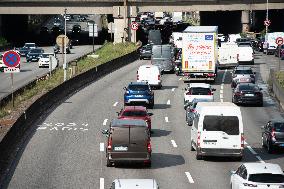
[[270, 69, 284, 110], [0, 50, 138, 187]]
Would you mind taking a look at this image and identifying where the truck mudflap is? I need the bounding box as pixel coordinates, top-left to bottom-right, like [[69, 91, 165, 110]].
[[182, 72, 216, 81]]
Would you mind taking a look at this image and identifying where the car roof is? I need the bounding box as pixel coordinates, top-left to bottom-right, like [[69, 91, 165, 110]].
[[243, 163, 283, 175], [235, 66, 252, 70], [123, 106, 147, 111], [129, 82, 148, 86], [237, 83, 256, 87], [196, 102, 240, 115], [111, 119, 147, 127], [113, 179, 158, 189], [270, 119, 284, 124], [189, 83, 211, 88]]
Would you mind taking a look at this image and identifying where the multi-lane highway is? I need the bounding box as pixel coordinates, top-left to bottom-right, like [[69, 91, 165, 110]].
[[3, 50, 284, 189], [0, 45, 100, 100]]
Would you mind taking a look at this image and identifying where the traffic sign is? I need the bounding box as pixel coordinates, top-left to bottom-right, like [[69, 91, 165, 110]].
[[264, 19, 271, 26], [131, 22, 139, 31], [56, 35, 69, 47], [276, 37, 284, 46], [2, 50, 20, 68], [4, 67, 20, 73]]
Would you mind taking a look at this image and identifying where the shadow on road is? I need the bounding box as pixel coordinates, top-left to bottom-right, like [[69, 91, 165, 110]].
[[153, 104, 170, 110], [151, 129, 171, 137]]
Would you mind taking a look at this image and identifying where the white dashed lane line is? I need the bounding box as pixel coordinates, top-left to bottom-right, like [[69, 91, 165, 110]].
[[219, 94, 223, 99], [171, 140, 178, 148], [113, 102, 118, 107], [165, 117, 169, 123], [256, 156, 265, 163], [179, 78, 183, 81], [100, 143, 104, 152], [247, 145, 258, 155], [185, 172, 195, 184], [103, 119, 108, 126], [172, 88, 176, 92], [100, 178, 104, 189], [220, 84, 224, 90], [167, 100, 171, 105]]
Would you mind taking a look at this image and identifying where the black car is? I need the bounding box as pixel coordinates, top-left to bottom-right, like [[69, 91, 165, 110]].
[[72, 25, 81, 34], [53, 44, 71, 54], [18, 47, 30, 57], [232, 83, 263, 106], [256, 38, 265, 52], [51, 26, 64, 36], [139, 44, 152, 60], [26, 48, 44, 62], [262, 120, 284, 153]]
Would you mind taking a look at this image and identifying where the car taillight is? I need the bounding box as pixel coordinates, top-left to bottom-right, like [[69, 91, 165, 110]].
[[243, 183, 257, 187], [197, 132, 201, 147], [271, 128, 276, 139], [107, 138, 112, 150], [190, 109, 196, 113], [147, 140, 152, 153], [158, 74, 160, 80], [241, 133, 244, 148], [186, 91, 192, 95], [207, 73, 215, 77], [208, 91, 213, 95], [237, 54, 239, 61]]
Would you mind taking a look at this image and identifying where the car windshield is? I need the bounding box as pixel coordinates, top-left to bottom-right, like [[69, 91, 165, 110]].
[[190, 87, 210, 95], [25, 44, 35, 48], [122, 111, 147, 117], [128, 85, 149, 91], [248, 174, 284, 183], [274, 122, 284, 132], [234, 69, 253, 75], [203, 115, 239, 135], [30, 49, 42, 53], [239, 85, 257, 91]]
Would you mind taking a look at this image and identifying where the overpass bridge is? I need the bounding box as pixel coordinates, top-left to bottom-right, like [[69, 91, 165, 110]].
[[0, 0, 283, 42]]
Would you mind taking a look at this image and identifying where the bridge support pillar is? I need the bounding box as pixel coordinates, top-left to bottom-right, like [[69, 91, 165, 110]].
[[113, 18, 125, 43], [241, 10, 250, 33]]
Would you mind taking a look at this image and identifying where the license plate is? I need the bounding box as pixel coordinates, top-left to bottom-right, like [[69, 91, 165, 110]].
[[204, 142, 216, 145], [114, 146, 128, 151], [135, 95, 143, 97], [240, 78, 249, 82], [245, 94, 254, 97]]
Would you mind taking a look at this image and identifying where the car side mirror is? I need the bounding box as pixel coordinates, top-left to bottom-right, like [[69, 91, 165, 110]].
[[102, 129, 109, 137], [254, 72, 256, 74], [123, 87, 127, 90], [230, 170, 236, 175], [147, 112, 153, 116]]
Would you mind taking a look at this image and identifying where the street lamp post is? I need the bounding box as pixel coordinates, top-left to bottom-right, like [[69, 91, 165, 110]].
[[64, 8, 67, 81], [266, 0, 269, 33]]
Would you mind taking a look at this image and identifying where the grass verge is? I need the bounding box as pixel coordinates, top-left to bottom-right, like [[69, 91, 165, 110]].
[[275, 71, 284, 89], [0, 42, 137, 119]]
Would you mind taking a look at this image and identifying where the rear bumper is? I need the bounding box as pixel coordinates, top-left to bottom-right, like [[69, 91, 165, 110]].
[[235, 97, 263, 104], [218, 63, 238, 68], [107, 153, 151, 163], [124, 99, 151, 104], [198, 148, 243, 157]]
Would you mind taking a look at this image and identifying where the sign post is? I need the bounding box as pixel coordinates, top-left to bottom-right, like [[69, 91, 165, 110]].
[[276, 37, 284, 71], [2, 50, 21, 107], [56, 34, 69, 81], [88, 21, 98, 53], [131, 22, 138, 43]]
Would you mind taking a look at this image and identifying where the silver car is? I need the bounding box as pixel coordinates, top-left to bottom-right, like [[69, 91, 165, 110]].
[[110, 179, 159, 189], [231, 66, 255, 88]]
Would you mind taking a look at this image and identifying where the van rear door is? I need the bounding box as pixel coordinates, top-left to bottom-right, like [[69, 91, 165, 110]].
[[139, 66, 158, 84], [202, 115, 241, 150], [128, 126, 149, 159]]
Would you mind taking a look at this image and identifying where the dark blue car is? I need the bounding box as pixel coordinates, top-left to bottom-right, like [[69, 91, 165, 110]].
[[124, 82, 154, 109]]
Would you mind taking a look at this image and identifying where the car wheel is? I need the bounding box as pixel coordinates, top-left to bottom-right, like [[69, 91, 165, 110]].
[[196, 153, 202, 160], [267, 142, 274, 154], [191, 141, 195, 151]]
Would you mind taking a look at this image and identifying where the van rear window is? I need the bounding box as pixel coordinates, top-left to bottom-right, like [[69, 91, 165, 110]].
[[203, 116, 239, 135]]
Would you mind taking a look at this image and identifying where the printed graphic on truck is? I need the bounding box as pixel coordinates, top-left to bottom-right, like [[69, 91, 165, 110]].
[[182, 33, 216, 72]]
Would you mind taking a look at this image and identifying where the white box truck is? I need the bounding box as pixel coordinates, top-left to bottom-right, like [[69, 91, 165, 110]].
[[172, 12, 183, 23], [182, 26, 218, 82], [263, 32, 284, 55]]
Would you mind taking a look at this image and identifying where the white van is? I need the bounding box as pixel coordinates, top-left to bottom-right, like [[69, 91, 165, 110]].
[[137, 65, 162, 89], [218, 43, 239, 68], [237, 44, 254, 65], [190, 102, 244, 160]]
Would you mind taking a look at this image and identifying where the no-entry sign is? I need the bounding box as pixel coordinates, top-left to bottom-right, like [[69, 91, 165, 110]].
[[276, 37, 284, 46], [131, 22, 139, 31]]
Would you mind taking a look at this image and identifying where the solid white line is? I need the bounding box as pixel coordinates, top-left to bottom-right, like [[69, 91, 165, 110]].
[[179, 78, 183, 81], [247, 145, 258, 155], [113, 102, 118, 107], [221, 69, 227, 83], [103, 119, 108, 126], [220, 85, 224, 90], [165, 117, 169, 122], [220, 99, 224, 102], [256, 156, 265, 163], [171, 140, 177, 148], [185, 172, 194, 184], [100, 178, 104, 189], [100, 143, 104, 152], [172, 88, 175, 92], [167, 100, 171, 105], [220, 94, 223, 99]]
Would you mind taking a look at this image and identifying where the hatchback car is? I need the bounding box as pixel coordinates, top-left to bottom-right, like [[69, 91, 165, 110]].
[[124, 82, 154, 109], [117, 106, 153, 131], [139, 44, 152, 60], [230, 163, 284, 189], [262, 120, 284, 153], [183, 83, 215, 104], [231, 66, 255, 88], [26, 48, 44, 62], [110, 179, 159, 189], [38, 53, 58, 68], [232, 83, 263, 106]]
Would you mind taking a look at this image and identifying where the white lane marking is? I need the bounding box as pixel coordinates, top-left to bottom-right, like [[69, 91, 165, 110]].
[[220, 99, 224, 102], [185, 172, 194, 184], [220, 94, 223, 99], [171, 140, 177, 148], [165, 117, 169, 123], [256, 156, 265, 163], [220, 85, 224, 90], [100, 178, 104, 189], [247, 145, 257, 155], [103, 119, 108, 126], [172, 88, 175, 92], [179, 78, 183, 81], [244, 141, 248, 145], [167, 100, 171, 105], [220, 90, 223, 94], [100, 143, 104, 152], [222, 69, 227, 83], [113, 102, 118, 107]]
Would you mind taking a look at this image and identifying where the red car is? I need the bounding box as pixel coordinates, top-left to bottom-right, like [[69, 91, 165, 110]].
[[117, 106, 153, 131]]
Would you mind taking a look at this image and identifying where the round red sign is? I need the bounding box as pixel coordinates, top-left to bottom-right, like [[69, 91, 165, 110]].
[[131, 22, 139, 31], [276, 37, 284, 46], [2, 50, 21, 68]]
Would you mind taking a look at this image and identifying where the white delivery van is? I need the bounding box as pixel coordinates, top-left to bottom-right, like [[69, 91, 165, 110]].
[[218, 43, 239, 68], [228, 34, 241, 43], [263, 32, 284, 55], [137, 65, 162, 89], [190, 102, 244, 160], [237, 44, 254, 65]]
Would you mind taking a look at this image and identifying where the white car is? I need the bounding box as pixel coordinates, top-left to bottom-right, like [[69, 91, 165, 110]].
[[110, 179, 159, 189], [184, 83, 215, 104], [38, 53, 58, 68], [230, 163, 284, 189]]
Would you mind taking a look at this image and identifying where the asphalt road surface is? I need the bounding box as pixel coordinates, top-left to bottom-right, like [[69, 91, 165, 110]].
[[4, 51, 284, 189], [0, 45, 100, 100]]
